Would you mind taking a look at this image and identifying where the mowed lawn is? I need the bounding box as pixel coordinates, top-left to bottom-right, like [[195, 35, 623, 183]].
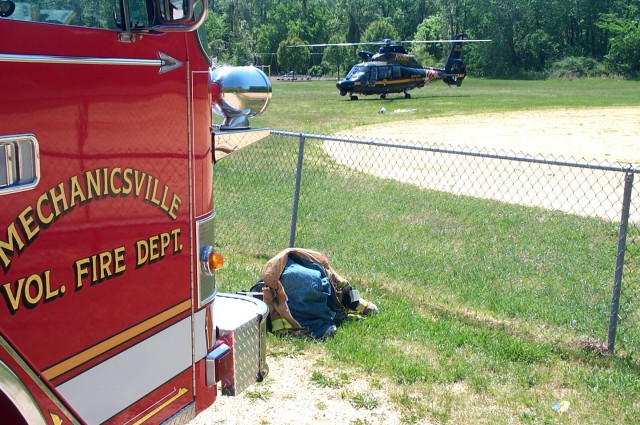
[[251, 78, 640, 134]]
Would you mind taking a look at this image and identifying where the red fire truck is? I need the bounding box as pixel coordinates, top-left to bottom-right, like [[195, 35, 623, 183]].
[[0, 0, 271, 423]]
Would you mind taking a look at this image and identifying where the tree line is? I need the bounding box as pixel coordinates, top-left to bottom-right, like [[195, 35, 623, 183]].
[[203, 0, 640, 79]]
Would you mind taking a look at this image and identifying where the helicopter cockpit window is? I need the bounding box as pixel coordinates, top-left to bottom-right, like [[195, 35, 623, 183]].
[[346, 65, 367, 81]]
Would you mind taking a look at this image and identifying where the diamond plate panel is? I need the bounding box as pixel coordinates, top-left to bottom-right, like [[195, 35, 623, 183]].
[[214, 294, 268, 396]]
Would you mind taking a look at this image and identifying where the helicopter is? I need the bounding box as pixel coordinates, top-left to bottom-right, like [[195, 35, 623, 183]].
[[292, 34, 489, 100]]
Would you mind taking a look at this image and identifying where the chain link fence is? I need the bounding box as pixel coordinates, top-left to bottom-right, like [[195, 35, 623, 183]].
[[215, 130, 640, 355]]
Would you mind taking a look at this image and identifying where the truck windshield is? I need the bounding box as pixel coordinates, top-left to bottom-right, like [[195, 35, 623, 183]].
[[0, 0, 142, 28], [1, 0, 201, 30]]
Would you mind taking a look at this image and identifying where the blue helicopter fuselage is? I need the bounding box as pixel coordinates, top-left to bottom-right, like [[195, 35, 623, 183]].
[[336, 61, 427, 97]]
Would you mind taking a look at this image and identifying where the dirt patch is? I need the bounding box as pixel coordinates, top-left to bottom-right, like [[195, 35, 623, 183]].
[[188, 348, 405, 425], [335, 107, 640, 164], [328, 107, 640, 221]]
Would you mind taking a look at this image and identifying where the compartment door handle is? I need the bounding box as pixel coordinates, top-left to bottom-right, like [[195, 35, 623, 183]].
[[0, 134, 40, 195]]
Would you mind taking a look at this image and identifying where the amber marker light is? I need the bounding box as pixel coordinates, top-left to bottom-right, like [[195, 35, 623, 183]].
[[209, 251, 224, 271], [200, 245, 224, 275]]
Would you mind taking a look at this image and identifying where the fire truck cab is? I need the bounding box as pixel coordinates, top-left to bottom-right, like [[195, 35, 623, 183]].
[[0, 0, 271, 423]]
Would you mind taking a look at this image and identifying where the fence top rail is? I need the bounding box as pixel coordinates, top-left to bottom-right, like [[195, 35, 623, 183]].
[[271, 130, 640, 174]]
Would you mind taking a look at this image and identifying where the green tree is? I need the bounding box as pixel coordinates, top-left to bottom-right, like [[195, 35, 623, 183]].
[[411, 14, 445, 65], [229, 19, 256, 65], [287, 3, 329, 44], [204, 0, 629, 80], [362, 19, 400, 42], [255, 23, 283, 56], [204, 12, 229, 63], [277, 36, 310, 74], [324, 35, 356, 78], [391, 0, 439, 39], [604, 31, 640, 78], [346, 11, 360, 42], [517, 29, 558, 72], [440, 0, 468, 37], [460, 0, 521, 77], [599, 1, 640, 78]]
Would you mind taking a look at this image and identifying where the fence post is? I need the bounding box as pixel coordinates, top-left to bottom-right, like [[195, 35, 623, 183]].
[[289, 133, 305, 248], [607, 170, 635, 353]]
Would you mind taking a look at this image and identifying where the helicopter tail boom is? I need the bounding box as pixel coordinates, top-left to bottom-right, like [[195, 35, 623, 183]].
[[424, 34, 467, 87], [443, 34, 466, 86]]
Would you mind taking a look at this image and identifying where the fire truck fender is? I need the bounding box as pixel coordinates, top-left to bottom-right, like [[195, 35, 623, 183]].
[[0, 360, 47, 425]]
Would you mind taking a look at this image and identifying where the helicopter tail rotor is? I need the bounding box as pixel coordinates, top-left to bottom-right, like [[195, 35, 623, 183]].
[[442, 34, 467, 86], [443, 61, 466, 86]]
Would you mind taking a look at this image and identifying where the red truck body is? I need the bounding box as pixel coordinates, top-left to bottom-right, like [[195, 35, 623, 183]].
[[0, 1, 270, 423]]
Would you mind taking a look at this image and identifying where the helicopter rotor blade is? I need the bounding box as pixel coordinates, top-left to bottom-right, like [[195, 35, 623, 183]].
[[289, 39, 491, 48], [289, 43, 358, 48], [402, 39, 492, 44]]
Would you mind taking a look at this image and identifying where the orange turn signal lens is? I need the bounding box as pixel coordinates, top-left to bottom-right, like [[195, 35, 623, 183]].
[[208, 251, 224, 271], [201, 245, 224, 275]]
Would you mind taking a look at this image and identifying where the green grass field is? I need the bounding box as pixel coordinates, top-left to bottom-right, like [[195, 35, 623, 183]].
[[251, 78, 640, 134], [217, 79, 640, 424]]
